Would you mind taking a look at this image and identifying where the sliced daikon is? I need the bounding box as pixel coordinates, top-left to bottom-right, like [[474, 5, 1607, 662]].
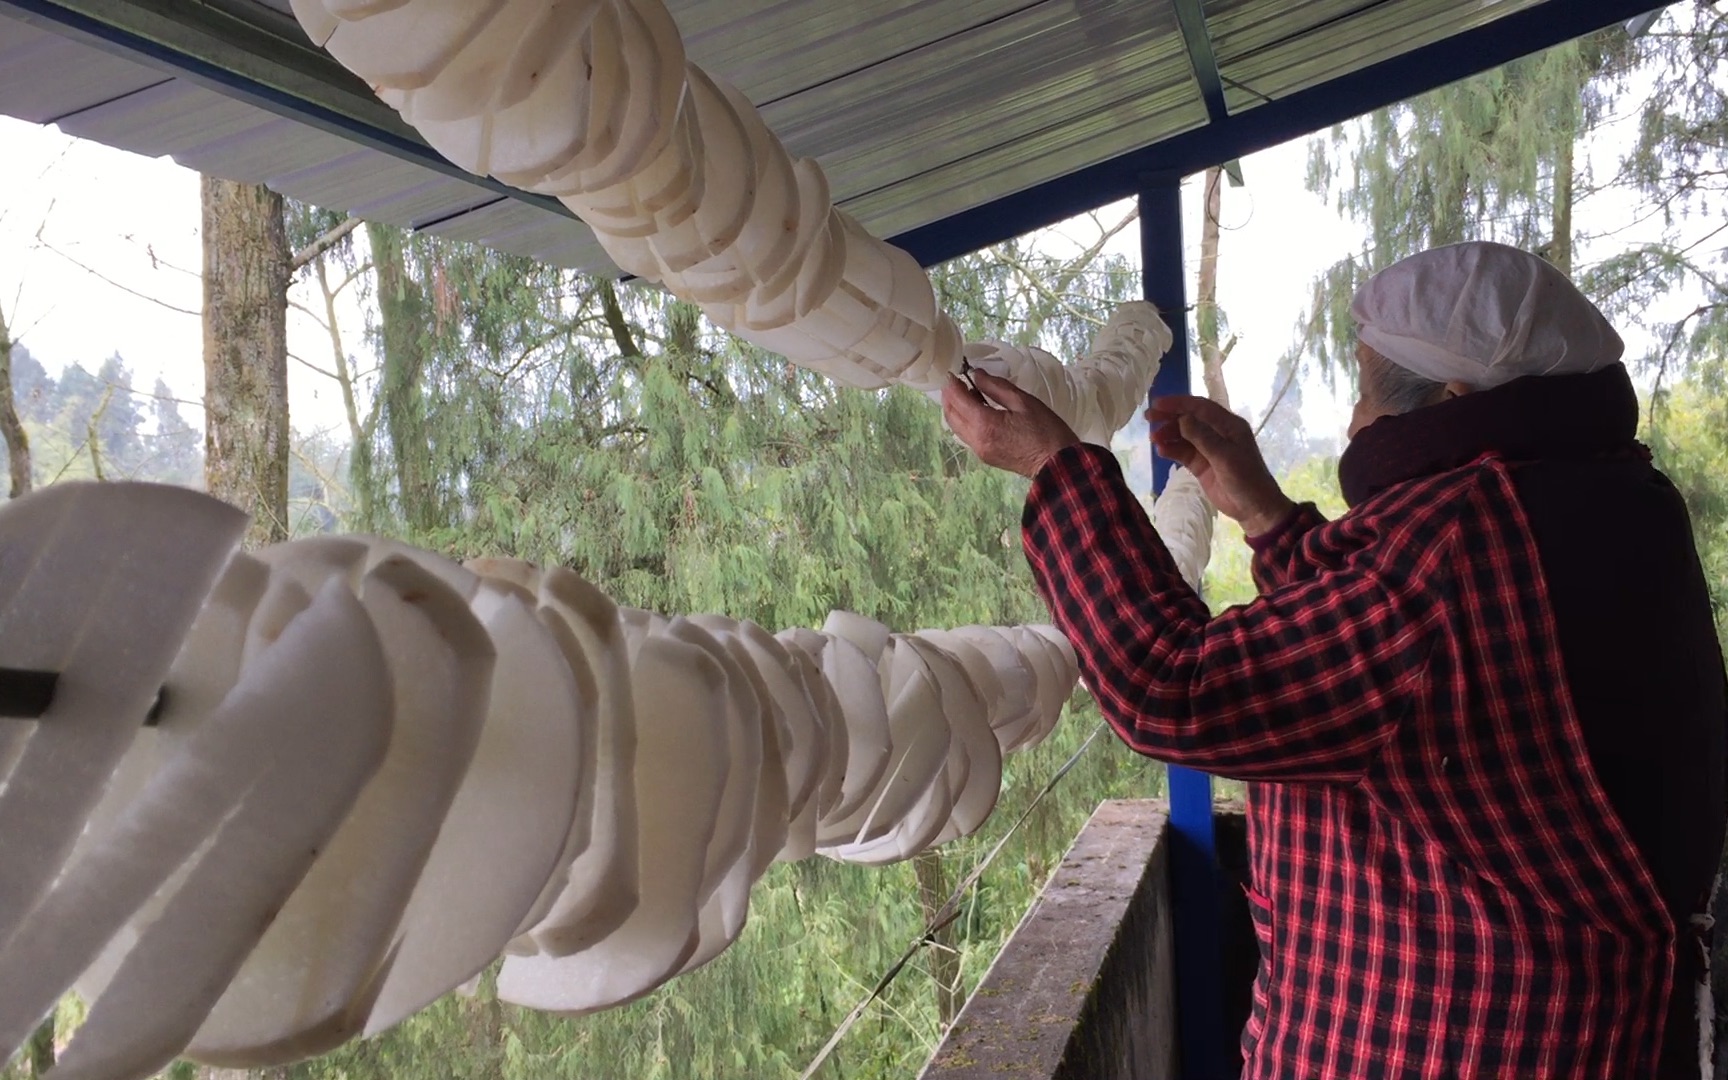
[[522, 567, 639, 958], [23, 580, 391, 1080], [189, 555, 494, 1065], [497, 632, 726, 1013], [0, 482, 245, 954], [364, 579, 585, 1037]]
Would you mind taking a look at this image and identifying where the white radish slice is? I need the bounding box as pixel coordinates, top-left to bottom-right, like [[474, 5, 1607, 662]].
[[789, 631, 890, 835], [325, 0, 411, 17], [822, 609, 889, 663], [679, 621, 791, 969], [396, 0, 558, 125], [666, 620, 759, 888], [793, 210, 848, 320], [494, 0, 607, 113], [846, 644, 951, 845], [465, 555, 542, 595], [752, 158, 831, 315], [323, 0, 504, 91], [497, 633, 726, 1013], [718, 80, 799, 282], [64, 554, 273, 1010], [680, 65, 754, 258], [189, 556, 494, 1066], [776, 630, 848, 821], [735, 620, 826, 824], [484, 36, 596, 185], [15, 581, 391, 1080], [521, 568, 639, 958], [364, 580, 585, 1037], [1026, 624, 1080, 691], [954, 626, 1040, 747], [462, 559, 592, 942], [0, 481, 245, 954], [1010, 628, 1070, 749], [289, 0, 339, 45], [684, 616, 789, 876], [916, 629, 1005, 731], [913, 639, 1001, 843], [579, 0, 684, 189]]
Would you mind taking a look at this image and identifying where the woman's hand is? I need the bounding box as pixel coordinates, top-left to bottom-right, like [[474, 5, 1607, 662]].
[[1147, 395, 1295, 537], [940, 371, 1082, 479]]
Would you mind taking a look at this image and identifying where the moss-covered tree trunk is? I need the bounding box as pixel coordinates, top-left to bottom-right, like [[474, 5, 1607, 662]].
[[366, 222, 440, 534], [202, 176, 290, 546], [0, 301, 31, 499]]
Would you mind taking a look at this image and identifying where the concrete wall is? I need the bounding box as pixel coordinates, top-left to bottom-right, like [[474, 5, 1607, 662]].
[[918, 799, 1178, 1080], [918, 799, 1256, 1080]]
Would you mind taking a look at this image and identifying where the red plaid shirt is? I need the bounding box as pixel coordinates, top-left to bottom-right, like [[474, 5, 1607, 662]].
[[1022, 443, 1676, 1079]]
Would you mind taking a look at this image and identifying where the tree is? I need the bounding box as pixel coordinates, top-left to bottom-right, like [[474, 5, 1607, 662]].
[[0, 300, 31, 498], [150, 377, 203, 488], [202, 176, 292, 546], [1578, 4, 1728, 385], [1299, 30, 1630, 375]]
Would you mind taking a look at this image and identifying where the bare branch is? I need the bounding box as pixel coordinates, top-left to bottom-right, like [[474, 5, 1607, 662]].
[[290, 216, 363, 272], [289, 350, 342, 382], [34, 234, 200, 318]]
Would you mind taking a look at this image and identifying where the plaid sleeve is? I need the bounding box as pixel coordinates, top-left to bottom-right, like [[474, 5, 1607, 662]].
[[1021, 444, 1450, 782], [1247, 502, 1328, 593]]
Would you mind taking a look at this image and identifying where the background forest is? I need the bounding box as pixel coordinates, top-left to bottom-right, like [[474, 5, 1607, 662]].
[[1, 4, 1725, 1078]]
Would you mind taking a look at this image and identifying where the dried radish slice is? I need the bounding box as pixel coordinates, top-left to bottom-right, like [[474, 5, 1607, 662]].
[[520, 568, 638, 958], [189, 556, 494, 1065], [364, 580, 585, 1037], [0, 481, 245, 955], [821, 609, 890, 663], [497, 633, 727, 1013], [323, 0, 505, 90], [15, 581, 391, 1080]]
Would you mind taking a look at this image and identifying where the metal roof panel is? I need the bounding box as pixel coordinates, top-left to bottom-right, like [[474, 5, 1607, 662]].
[[0, 13, 164, 123]]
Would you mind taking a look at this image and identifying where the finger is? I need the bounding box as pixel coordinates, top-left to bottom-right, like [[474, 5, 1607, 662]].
[[967, 370, 1036, 413], [1175, 412, 1239, 461], [1149, 395, 1242, 432], [1154, 434, 1201, 471]]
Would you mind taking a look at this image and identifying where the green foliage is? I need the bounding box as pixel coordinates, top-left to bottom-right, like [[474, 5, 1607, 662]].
[[1298, 29, 1629, 381], [1578, 5, 1728, 382]]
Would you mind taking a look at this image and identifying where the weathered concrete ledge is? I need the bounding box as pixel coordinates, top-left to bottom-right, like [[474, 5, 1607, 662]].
[[918, 799, 1178, 1080]]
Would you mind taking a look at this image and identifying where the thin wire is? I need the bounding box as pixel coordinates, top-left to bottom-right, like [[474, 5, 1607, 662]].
[[798, 722, 1110, 1080]]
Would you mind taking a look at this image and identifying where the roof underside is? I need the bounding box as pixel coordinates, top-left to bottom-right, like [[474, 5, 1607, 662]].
[[0, 0, 1667, 274]]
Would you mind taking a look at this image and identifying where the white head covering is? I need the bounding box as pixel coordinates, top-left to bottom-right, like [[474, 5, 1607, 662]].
[[1350, 241, 1623, 389]]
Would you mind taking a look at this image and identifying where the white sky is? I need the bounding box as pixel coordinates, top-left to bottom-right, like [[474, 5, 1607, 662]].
[[0, 75, 1697, 449]]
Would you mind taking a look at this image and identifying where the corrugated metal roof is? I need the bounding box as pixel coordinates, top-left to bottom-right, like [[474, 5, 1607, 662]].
[[0, 0, 1651, 272]]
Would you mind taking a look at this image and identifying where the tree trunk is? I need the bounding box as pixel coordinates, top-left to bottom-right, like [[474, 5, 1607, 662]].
[[1196, 166, 1232, 409], [202, 176, 291, 547], [912, 851, 963, 1028], [314, 256, 377, 529], [0, 301, 31, 498], [366, 222, 439, 534], [1551, 132, 1575, 277], [25, 1016, 53, 1078]]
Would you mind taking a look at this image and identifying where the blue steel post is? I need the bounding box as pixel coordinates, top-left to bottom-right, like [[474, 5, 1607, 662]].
[[1139, 172, 1229, 1080]]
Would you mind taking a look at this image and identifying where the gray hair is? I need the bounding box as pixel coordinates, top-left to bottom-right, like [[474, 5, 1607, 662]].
[[1362, 348, 1447, 416]]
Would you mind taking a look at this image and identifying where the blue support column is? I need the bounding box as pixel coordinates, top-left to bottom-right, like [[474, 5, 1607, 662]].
[[1139, 172, 1230, 1080]]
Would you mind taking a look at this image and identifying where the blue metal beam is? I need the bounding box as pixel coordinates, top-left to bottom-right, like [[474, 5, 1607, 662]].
[[1170, 0, 1228, 126], [1140, 173, 1229, 1080], [894, 0, 1667, 268]]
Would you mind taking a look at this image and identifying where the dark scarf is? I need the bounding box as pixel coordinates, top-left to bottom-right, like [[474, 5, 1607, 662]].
[[1336, 364, 1645, 509]]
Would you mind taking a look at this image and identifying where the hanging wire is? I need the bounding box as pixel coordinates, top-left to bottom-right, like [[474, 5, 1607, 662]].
[[797, 722, 1110, 1080]]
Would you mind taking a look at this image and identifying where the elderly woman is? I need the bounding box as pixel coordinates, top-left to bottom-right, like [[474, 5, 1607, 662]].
[[942, 241, 1727, 1080]]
